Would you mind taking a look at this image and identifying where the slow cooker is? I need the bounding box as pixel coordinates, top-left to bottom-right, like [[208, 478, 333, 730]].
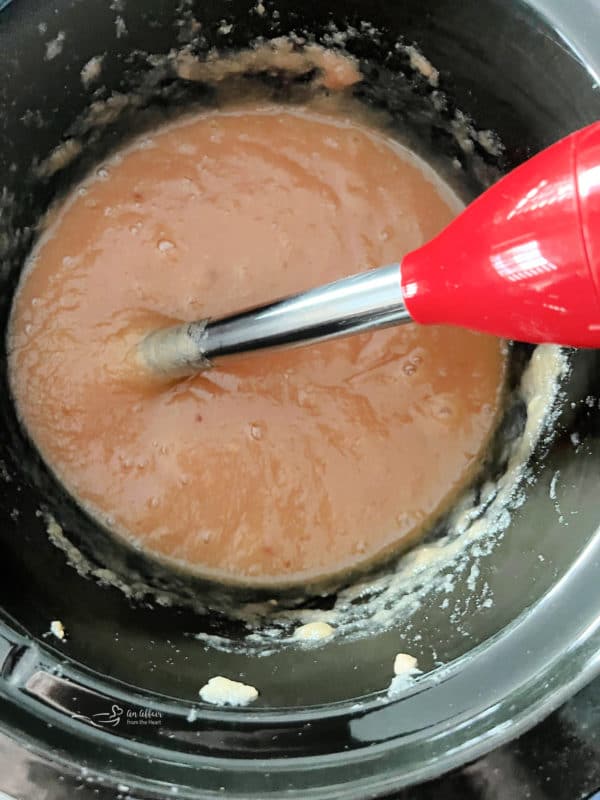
[[1, 0, 600, 797]]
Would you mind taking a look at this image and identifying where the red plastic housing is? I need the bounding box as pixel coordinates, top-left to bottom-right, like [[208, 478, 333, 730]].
[[400, 121, 600, 347]]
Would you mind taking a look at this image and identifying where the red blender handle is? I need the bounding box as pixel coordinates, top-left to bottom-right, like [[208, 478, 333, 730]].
[[401, 121, 600, 347]]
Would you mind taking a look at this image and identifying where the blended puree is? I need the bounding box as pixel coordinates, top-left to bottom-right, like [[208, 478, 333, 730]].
[[9, 107, 506, 585]]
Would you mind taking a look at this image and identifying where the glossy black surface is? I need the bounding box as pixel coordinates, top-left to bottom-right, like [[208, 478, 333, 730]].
[[0, 675, 599, 799]]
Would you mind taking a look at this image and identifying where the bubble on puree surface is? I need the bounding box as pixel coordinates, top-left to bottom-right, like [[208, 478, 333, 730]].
[[9, 107, 507, 586]]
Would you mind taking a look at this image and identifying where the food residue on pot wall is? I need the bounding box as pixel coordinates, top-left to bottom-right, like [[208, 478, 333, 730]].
[[405, 45, 439, 87], [199, 676, 259, 707], [393, 653, 419, 675], [80, 55, 104, 88], [294, 622, 335, 642], [35, 139, 83, 179], [45, 31, 65, 61], [49, 620, 66, 640], [387, 652, 421, 697]]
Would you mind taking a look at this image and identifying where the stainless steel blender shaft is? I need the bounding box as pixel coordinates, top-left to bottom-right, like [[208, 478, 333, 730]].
[[138, 263, 411, 376]]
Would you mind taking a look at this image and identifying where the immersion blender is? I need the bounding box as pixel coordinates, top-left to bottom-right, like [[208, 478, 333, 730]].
[[139, 121, 600, 377]]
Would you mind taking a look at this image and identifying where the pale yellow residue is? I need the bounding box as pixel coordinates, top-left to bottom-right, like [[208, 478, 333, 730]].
[[45, 515, 64, 540], [406, 45, 439, 87], [50, 620, 65, 640], [36, 139, 82, 178], [81, 55, 104, 88], [294, 621, 335, 641], [393, 652, 418, 675], [199, 676, 259, 707], [83, 93, 131, 128], [174, 39, 361, 92], [387, 652, 421, 698], [519, 345, 564, 451]]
